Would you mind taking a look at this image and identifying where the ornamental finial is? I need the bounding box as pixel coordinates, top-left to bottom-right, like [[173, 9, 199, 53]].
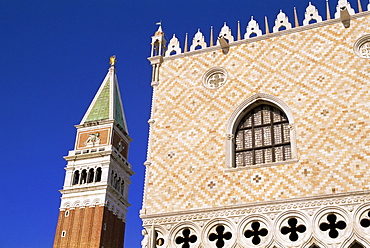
[[110, 55, 116, 66]]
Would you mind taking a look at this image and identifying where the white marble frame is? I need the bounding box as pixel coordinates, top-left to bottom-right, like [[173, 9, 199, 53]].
[[225, 93, 298, 170]]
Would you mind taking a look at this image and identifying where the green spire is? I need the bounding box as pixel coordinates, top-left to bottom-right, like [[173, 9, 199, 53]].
[[85, 79, 111, 122], [80, 56, 128, 133]]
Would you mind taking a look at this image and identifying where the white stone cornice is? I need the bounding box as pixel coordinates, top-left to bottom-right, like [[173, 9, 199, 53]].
[[141, 190, 370, 221]]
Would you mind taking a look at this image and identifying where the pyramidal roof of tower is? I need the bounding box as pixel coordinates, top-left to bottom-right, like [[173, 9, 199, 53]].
[[80, 59, 128, 133]]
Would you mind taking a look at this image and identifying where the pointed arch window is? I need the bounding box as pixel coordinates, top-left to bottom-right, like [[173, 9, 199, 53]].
[[234, 104, 291, 167]]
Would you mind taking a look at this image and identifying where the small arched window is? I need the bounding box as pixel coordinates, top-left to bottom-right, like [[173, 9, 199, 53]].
[[116, 177, 120, 191], [120, 181, 124, 195], [95, 167, 102, 182], [234, 104, 291, 167], [72, 170, 80, 185], [80, 169, 87, 184], [87, 168, 94, 183]]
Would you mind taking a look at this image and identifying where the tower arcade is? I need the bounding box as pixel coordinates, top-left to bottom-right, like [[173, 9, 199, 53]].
[[141, 1, 370, 247], [53, 57, 133, 248]]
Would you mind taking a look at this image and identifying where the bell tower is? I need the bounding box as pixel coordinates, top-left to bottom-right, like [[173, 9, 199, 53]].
[[53, 56, 134, 248]]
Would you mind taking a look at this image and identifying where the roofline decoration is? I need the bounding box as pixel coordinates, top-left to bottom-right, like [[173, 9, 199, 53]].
[[150, 0, 368, 59]]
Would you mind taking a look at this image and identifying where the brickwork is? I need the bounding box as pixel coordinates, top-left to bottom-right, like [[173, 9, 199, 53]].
[[53, 206, 125, 248], [143, 14, 370, 216]]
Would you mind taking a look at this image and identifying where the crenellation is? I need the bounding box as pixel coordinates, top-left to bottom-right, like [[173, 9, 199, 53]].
[[153, 1, 369, 59], [303, 2, 323, 25], [273, 10, 292, 32]]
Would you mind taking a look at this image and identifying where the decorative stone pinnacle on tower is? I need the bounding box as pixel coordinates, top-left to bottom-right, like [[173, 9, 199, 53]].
[[53, 57, 134, 248], [149, 25, 166, 86], [151, 24, 167, 57]]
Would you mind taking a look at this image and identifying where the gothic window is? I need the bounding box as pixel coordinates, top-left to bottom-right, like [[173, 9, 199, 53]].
[[87, 168, 94, 183], [80, 169, 87, 184], [72, 170, 80, 185], [234, 104, 291, 167], [95, 167, 102, 182]]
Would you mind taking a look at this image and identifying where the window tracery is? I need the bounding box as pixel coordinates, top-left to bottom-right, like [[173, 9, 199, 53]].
[[234, 104, 291, 167]]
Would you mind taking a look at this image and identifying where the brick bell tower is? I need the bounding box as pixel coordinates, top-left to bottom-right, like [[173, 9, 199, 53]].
[[53, 56, 134, 248]]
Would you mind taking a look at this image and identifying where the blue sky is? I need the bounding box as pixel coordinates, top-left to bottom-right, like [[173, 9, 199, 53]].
[[0, 0, 367, 247]]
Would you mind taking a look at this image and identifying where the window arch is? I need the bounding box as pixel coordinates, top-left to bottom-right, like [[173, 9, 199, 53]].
[[87, 168, 94, 183], [95, 167, 102, 182], [235, 104, 291, 167], [80, 169, 87, 184], [226, 94, 297, 169], [72, 170, 80, 185]]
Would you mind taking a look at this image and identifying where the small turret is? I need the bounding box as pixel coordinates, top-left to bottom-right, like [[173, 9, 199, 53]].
[[151, 24, 167, 57]]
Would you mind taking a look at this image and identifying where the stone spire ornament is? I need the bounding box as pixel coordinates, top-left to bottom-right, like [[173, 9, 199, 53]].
[[245, 17, 262, 39], [335, 0, 355, 18], [218, 22, 234, 43], [358, 0, 363, 12], [303, 2, 323, 25], [294, 7, 300, 27], [210, 26, 214, 46], [265, 16, 270, 34], [165, 34, 181, 57], [190, 29, 207, 51], [273, 10, 292, 32], [237, 21, 241, 41], [184, 33, 188, 52], [326, 0, 331, 20]]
